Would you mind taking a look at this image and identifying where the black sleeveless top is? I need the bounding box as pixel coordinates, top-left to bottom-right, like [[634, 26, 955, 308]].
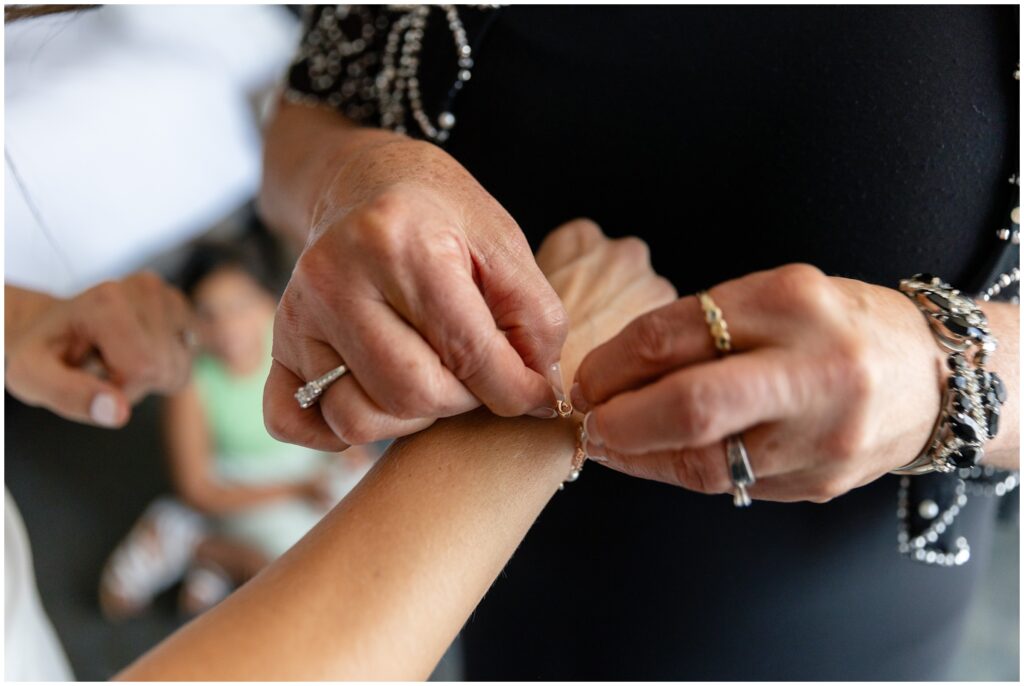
[[287, 6, 1018, 679]]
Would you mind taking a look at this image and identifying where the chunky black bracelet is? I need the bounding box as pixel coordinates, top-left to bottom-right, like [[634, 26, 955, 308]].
[[892, 273, 1007, 475]]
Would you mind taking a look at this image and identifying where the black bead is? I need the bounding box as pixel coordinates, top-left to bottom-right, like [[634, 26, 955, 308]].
[[987, 410, 1000, 438], [992, 374, 1008, 403], [950, 415, 980, 442], [926, 292, 952, 311], [943, 315, 981, 339], [946, 354, 966, 371], [984, 390, 999, 407], [948, 375, 968, 391], [953, 393, 973, 414], [951, 445, 981, 468]]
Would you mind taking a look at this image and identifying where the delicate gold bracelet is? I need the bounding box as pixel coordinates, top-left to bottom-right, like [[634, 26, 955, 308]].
[[559, 421, 587, 490]]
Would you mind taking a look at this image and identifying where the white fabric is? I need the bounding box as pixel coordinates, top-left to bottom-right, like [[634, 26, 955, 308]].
[[4, 489, 74, 681], [4, 5, 299, 296]]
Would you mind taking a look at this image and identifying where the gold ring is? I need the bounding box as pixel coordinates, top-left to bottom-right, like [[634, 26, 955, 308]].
[[696, 290, 732, 354]]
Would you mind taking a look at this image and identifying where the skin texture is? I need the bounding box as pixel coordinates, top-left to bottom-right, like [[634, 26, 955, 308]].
[[4, 275, 192, 427], [117, 220, 674, 680], [260, 101, 569, 453], [573, 266, 1020, 502]]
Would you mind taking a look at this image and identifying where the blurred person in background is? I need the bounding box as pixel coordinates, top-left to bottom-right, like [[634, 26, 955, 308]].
[[98, 242, 376, 621]]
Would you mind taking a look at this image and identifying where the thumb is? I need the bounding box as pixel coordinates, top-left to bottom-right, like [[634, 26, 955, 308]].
[[10, 351, 131, 428], [471, 225, 570, 373]]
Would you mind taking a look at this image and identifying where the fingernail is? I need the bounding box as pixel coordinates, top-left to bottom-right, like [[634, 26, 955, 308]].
[[90, 392, 121, 427], [586, 441, 608, 461], [546, 361, 567, 405], [583, 411, 603, 446], [528, 407, 559, 419], [570, 382, 590, 412]]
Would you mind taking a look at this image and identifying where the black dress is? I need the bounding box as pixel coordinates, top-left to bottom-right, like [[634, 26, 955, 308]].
[[286, 6, 1019, 679]]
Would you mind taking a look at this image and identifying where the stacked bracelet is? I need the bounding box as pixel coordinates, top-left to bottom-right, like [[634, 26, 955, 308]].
[[892, 273, 1007, 475]]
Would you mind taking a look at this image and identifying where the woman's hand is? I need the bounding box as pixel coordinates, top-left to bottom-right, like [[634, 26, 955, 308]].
[[263, 135, 568, 452], [5, 274, 193, 427], [571, 264, 964, 503], [535, 219, 677, 384]]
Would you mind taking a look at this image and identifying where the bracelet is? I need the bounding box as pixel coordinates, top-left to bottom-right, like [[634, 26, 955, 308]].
[[891, 273, 1007, 475], [558, 421, 587, 490]]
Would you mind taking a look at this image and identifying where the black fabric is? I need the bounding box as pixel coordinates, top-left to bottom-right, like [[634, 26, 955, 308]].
[[288, 5, 1018, 680]]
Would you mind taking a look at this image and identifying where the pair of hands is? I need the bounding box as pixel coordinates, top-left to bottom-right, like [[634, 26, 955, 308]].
[[264, 138, 949, 503], [5, 275, 193, 427]]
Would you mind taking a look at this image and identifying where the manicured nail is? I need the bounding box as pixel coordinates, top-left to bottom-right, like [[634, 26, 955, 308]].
[[586, 441, 608, 461], [528, 407, 559, 419], [583, 411, 603, 446], [546, 362, 567, 403], [90, 392, 120, 427], [570, 382, 590, 412]]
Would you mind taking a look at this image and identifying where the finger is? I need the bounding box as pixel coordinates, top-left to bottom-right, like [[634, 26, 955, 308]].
[[161, 285, 196, 390], [319, 372, 436, 445], [264, 360, 348, 452], [586, 348, 809, 455], [535, 218, 606, 275], [8, 348, 131, 427], [323, 297, 479, 421], [573, 266, 794, 411], [590, 424, 796, 499], [76, 284, 173, 401], [469, 220, 570, 373], [395, 260, 558, 417]]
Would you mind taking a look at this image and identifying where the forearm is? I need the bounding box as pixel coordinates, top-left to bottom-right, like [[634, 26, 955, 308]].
[[118, 410, 577, 680], [978, 301, 1018, 469], [258, 100, 406, 247], [178, 479, 309, 516], [4, 285, 58, 349]]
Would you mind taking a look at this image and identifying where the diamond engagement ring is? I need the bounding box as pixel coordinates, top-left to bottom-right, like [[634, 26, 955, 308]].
[[295, 364, 348, 409]]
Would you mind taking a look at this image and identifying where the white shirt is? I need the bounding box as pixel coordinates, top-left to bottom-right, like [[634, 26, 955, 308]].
[[5, 489, 74, 681]]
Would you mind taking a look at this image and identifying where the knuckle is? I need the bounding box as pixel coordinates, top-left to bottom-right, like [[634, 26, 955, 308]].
[[651, 277, 679, 304], [441, 332, 493, 387], [536, 300, 570, 348], [334, 409, 380, 446], [672, 454, 727, 494], [263, 408, 293, 443], [349, 193, 409, 259], [615, 236, 651, 262], [89, 280, 125, 307], [132, 270, 165, 294], [377, 370, 445, 420], [809, 475, 852, 503], [820, 422, 869, 463], [671, 382, 717, 443], [769, 263, 832, 315], [626, 311, 677, 368]]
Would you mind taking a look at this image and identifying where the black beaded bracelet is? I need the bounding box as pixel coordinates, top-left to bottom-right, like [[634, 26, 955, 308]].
[[892, 274, 1007, 475]]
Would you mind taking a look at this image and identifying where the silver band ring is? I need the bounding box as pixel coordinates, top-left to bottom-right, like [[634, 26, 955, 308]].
[[295, 364, 348, 409], [725, 433, 756, 507]]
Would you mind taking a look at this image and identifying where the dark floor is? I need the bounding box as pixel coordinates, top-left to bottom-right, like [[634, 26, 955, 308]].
[[5, 390, 1016, 680]]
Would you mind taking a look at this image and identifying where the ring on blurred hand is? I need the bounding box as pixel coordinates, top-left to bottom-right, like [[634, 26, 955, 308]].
[[295, 364, 348, 409], [725, 434, 756, 508], [180, 328, 199, 352]]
